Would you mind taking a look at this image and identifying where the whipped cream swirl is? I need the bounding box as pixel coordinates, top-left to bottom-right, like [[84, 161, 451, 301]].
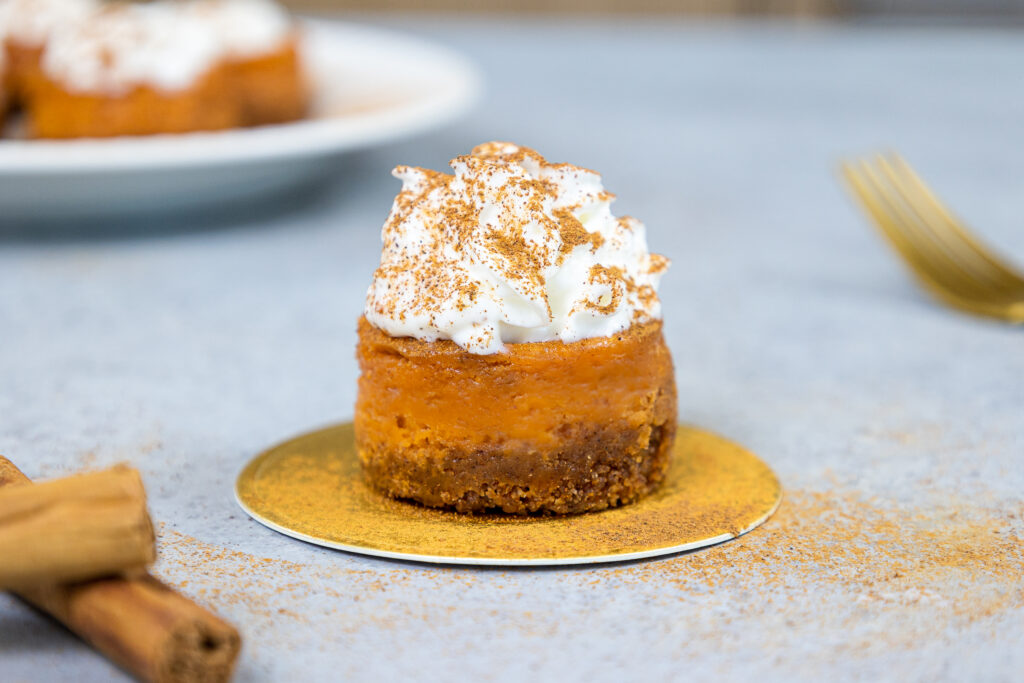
[[365, 142, 670, 355]]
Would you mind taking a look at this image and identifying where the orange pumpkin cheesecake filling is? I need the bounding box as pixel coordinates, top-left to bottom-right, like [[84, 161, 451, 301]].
[[355, 317, 677, 514], [355, 142, 675, 514]]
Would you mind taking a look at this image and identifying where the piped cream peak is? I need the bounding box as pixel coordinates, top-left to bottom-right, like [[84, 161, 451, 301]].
[[365, 142, 669, 354]]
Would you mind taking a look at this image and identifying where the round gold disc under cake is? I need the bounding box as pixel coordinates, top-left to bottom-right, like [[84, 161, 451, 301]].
[[235, 423, 782, 566]]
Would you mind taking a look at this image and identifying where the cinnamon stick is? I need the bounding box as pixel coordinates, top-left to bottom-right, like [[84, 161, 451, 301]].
[[0, 456, 242, 683], [0, 466, 155, 589]]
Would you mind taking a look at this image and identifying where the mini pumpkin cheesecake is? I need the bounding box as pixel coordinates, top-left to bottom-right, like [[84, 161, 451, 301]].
[[355, 142, 675, 515], [24, 3, 240, 138]]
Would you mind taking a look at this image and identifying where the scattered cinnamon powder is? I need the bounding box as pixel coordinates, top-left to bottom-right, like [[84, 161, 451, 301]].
[[150, 477, 1022, 675], [599, 488, 1024, 664], [143, 427, 1021, 674]]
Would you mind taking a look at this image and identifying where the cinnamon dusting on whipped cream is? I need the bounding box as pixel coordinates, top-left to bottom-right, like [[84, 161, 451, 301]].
[[365, 142, 669, 355]]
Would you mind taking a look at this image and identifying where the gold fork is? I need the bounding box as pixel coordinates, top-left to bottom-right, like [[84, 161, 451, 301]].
[[841, 154, 1024, 324]]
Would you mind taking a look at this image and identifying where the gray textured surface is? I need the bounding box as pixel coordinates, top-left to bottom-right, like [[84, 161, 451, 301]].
[[2, 17, 1023, 683]]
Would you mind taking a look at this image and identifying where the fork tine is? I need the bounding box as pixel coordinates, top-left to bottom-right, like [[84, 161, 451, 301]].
[[841, 161, 982, 302], [888, 154, 1024, 293], [843, 158, 1024, 323], [872, 155, 1009, 299], [847, 159, 993, 300], [891, 155, 1024, 280]]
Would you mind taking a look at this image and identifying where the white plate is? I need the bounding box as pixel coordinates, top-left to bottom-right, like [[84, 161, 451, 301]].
[[0, 19, 481, 220]]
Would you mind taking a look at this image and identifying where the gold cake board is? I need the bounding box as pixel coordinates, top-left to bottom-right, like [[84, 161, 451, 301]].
[[235, 423, 782, 566]]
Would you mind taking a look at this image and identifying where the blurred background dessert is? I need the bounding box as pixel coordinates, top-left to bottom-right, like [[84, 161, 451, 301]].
[[0, 0, 308, 138], [28, 3, 238, 138]]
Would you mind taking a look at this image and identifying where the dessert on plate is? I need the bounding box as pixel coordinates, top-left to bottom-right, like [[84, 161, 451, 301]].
[[186, 0, 309, 126], [355, 142, 676, 515], [24, 2, 240, 138], [0, 0, 308, 138]]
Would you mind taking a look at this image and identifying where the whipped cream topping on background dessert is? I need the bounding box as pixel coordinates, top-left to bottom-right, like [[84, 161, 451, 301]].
[[0, 0, 97, 47], [42, 3, 223, 94], [365, 142, 670, 355], [185, 0, 292, 59]]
